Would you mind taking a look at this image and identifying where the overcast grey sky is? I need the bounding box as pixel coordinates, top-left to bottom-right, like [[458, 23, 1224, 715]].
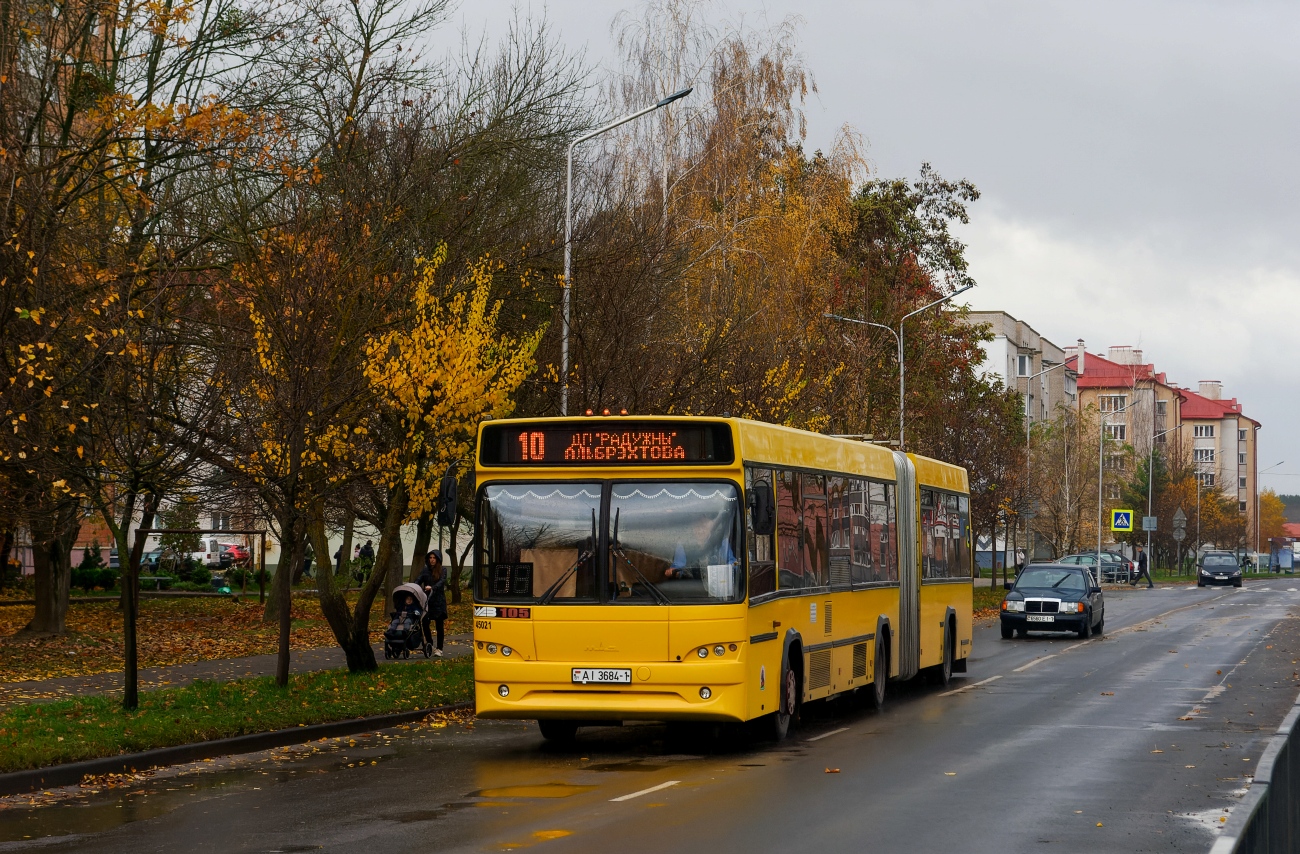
[[439, 1, 1300, 492]]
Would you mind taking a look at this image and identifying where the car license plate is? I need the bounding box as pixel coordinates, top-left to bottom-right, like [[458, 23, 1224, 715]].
[[572, 668, 632, 685], [1027, 614, 1054, 623]]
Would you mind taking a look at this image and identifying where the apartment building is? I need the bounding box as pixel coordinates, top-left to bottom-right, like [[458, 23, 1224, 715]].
[[964, 311, 1078, 424], [1179, 381, 1260, 523]]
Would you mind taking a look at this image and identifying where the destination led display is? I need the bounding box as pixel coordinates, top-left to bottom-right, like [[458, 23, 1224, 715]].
[[479, 421, 734, 466]]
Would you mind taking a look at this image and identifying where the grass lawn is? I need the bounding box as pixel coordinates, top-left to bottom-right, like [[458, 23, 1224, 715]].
[[0, 595, 474, 683], [0, 658, 473, 773]]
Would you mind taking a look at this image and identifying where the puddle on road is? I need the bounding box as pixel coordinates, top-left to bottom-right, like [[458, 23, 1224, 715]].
[[470, 783, 596, 799]]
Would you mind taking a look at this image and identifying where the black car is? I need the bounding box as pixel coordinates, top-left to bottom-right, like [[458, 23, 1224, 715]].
[[1001, 564, 1105, 640], [1197, 551, 1242, 588]]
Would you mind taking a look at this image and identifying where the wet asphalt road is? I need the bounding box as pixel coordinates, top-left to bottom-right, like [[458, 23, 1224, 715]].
[[3, 580, 1300, 853]]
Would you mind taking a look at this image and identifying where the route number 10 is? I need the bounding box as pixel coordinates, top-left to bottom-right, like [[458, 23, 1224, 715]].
[[518, 431, 546, 461]]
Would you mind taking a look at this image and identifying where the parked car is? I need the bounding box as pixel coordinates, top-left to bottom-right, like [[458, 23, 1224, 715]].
[[1198, 551, 1242, 588], [1001, 564, 1105, 640], [1055, 552, 1132, 584], [219, 543, 250, 567]]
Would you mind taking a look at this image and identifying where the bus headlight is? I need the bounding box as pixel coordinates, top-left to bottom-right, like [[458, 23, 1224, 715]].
[[487, 643, 498, 655], [502, 646, 513, 656], [498, 684, 510, 698], [713, 645, 726, 657], [699, 687, 712, 699], [697, 648, 709, 659]]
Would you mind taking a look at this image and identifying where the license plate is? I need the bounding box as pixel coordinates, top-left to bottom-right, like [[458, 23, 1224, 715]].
[[571, 668, 632, 685], [1027, 614, 1054, 623]]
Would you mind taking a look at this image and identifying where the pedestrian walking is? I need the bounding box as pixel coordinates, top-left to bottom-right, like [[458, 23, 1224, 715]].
[[1130, 543, 1154, 588], [416, 549, 448, 657]]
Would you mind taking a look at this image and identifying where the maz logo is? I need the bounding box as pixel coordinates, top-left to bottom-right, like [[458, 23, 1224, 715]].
[[584, 641, 619, 652]]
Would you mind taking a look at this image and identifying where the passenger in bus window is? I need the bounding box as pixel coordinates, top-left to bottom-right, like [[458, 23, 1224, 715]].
[[665, 516, 736, 580]]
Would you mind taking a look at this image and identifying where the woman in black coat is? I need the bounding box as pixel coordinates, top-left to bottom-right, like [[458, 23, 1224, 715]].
[[416, 550, 448, 656]]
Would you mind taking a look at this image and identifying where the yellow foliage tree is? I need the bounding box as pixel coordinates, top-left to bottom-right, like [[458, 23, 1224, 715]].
[[363, 247, 545, 518], [309, 247, 543, 670], [1260, 489, 1287, 543]]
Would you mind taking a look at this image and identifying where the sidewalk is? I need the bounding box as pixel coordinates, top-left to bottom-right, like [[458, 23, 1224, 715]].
[[0, 633, 473, 709]]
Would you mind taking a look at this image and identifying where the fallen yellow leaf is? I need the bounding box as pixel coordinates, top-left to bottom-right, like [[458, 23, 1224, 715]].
[[825, 768, 840, 774]]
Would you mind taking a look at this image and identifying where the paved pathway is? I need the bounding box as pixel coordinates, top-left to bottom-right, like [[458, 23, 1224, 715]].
[[0, 633, 473, 708]]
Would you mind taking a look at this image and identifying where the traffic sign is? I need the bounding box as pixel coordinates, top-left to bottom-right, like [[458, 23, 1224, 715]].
[[1142, 516, 1158, 532], [1172, 529, 1186, 542], [1173, 507, 1187, 530], [1111, 509, 1134, 532]]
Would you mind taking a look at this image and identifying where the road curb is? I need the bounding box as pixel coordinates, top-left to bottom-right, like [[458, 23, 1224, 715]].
[[0, 700, 474, 797]]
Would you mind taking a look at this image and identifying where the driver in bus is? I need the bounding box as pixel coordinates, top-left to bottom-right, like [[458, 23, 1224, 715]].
[[664, 517, 736, 580]]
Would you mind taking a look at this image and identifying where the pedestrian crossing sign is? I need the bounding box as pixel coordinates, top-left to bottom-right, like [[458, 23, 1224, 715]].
[[1111, 509, 1134, 532]]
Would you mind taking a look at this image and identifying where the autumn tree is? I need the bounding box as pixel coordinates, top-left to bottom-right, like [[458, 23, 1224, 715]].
[[306, 250, 542, 671], [1260, 490, 1287, 544]]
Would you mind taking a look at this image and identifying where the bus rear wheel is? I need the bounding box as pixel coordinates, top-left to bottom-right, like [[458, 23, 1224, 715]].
[[932, 623, 954, 687], [770, 659, 799, 740], [538, 720, 578, 742], [867, 639, 887, 709]]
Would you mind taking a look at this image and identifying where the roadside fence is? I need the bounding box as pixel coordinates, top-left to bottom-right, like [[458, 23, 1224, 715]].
[[1211, 699, 1300, 853]]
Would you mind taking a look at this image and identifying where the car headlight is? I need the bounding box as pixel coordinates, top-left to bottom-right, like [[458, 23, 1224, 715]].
[[1004, 600, 1025, 612], [1200, 568, 1211, 575], [1063, 602, 1084, 614]]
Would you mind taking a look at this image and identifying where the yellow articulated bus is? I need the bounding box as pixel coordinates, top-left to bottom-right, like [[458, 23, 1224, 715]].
[[471, 416, 972, 740]]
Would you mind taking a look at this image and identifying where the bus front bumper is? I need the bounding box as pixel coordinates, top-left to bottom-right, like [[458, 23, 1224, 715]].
[[474, 659, 748, 723]]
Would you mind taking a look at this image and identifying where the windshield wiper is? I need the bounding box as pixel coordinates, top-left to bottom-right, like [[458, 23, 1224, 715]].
[[1051, 575, 1070, 588], [610, 509, 669, 605], [539, 509, 597, 605]]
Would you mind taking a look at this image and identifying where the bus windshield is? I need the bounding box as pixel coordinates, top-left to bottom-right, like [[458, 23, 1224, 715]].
[[609, 482, 741, 604], [476, 481, 742, 604]]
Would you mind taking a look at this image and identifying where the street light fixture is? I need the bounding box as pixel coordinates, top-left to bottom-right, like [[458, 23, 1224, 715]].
[[824, 281, 974, 451], [561, 87, 693, 416]]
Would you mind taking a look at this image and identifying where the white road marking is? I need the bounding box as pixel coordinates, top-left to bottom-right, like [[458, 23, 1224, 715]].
[[610, 780, 681, 802], [939, 675, 1002, 697], [1013, 655, 1057, 672], [806, 727, 850, 742]]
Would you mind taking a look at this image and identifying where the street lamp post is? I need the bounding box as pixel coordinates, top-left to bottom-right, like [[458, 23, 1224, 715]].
[[1023, 361, 1066, 563], [561, 87, 692, 416], [1145, 426, 1178, 571], [824, 281, 973, 451], [1097, 401, 1131, 583]]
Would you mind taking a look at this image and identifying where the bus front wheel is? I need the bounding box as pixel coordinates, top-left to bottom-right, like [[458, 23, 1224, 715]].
[[770, 659, 799, 740], [538, 720, 578, 742]]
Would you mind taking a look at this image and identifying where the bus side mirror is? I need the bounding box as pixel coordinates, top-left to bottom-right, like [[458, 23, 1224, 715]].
[[436, 473, 458, 527], [749, 483, 775, 536]]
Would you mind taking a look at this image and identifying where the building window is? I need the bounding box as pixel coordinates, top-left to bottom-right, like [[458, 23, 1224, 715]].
[[1099, 395, 1126, 413], [1239, 429, 1247, 441], [1239, 477, 1247, 488], [1194, 424, 1214, 438], [1104, 424, 1126, 441], [1240, 501, 1248, 512], [1193, 448, 1215, 463], [1107, 484, 1121, 500], [1239, 452, 1247, 465], [212, 513, 231, 531], [1017, 355, 1031, 377], [1197, 473, 1216, 488], [1105, 454, 1125, 471]]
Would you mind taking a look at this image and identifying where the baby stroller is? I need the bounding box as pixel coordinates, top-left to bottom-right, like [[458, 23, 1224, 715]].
[[384, 582, 431, 659]]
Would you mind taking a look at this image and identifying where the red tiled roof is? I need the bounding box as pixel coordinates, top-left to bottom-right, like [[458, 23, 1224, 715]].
[[1178, 387, 1255, 423], [1064, 351, 1172, 391], [1283, 522, 1300, 539]]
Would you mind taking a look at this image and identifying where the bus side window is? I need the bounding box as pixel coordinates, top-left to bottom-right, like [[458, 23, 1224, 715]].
[[776, 469, 806, 589], [841, 478, 871, 585], [921, 489, 940, 579], [956, 495, 971, 577], [883, 482, 898, 581], [746, 467, 776, 597], [802, 473, 829, 589]]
